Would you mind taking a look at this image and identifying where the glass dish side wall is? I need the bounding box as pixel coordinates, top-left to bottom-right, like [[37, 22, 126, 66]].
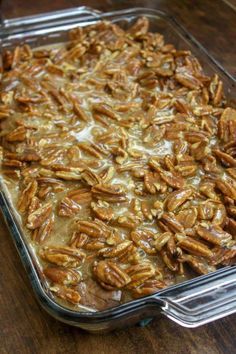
[[1, 8, 235, 97], [0, 7, 236, 331]]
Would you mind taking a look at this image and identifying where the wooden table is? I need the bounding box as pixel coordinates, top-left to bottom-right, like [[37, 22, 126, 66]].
[[0, 1, 236, 353]]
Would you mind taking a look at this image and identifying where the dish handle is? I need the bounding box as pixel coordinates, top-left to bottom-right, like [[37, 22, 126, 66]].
[[154, 266, 236, 327]]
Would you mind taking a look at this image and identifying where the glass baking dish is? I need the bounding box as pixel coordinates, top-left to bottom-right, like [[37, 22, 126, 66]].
[[0, 6, 236, 332]]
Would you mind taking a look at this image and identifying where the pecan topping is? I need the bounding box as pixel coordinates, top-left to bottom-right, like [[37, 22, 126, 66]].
[[1, 17, 236, 310]]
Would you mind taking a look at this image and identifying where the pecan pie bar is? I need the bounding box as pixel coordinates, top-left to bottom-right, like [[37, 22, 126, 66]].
[[0, 17, 236, 311]]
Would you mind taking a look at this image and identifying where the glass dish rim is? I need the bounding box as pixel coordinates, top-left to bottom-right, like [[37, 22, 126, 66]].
[[1, 6, 235, 85], [0, 6, 235, 326]]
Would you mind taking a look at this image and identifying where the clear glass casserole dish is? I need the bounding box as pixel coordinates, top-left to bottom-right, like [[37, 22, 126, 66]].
[[0, 6, 236, 332]]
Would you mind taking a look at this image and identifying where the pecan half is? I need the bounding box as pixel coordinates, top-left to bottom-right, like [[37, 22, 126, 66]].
[[215, 179, 236, 200], [200, 182, 218, 200], [176, 207, 198, 229], [144, 171, 167, 194], [126, 262, 156, 289], [91, 183, 127, 203], [213, 149, 236, 168], [116, 215, 141, 229], [5, 126, 26, 142], [39, 246, 86, 267], [159, 170, 185, 189], [55, 170, 81, 181], [160, 249, 180, 272], [212, 203, 226, 226], [165, 187, 192, 211], [179, 254, 216, 275], [218, 108, 236, 142], [176, 233, 213, 258], [44, 267, 81, 285], [211, 246, 236, 266], [27, 202, 52, 230], [159, 212, 184, 233], [132, 279, 166, 298], [227, 168, 236, 180], [76, 219, 112, 238], [175, 67, 203, 90], [81, 169, 101, 186], [93, 261, 131, 290], [209, 74, 223, 105], [92, 103, 119, 121], [98, 241, 133, 259], [131, 229, 156, 254], [91, 200, 114, 221], [32, 214, 54, 244], [190, 140, 209, 161], [58, 197, 81, 217], [50, 285, 81, 304], [67, 189, 92, 204], [196, 224, 232, 246], [153, 232, 172, 251], [18, 180, 38, 213]]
